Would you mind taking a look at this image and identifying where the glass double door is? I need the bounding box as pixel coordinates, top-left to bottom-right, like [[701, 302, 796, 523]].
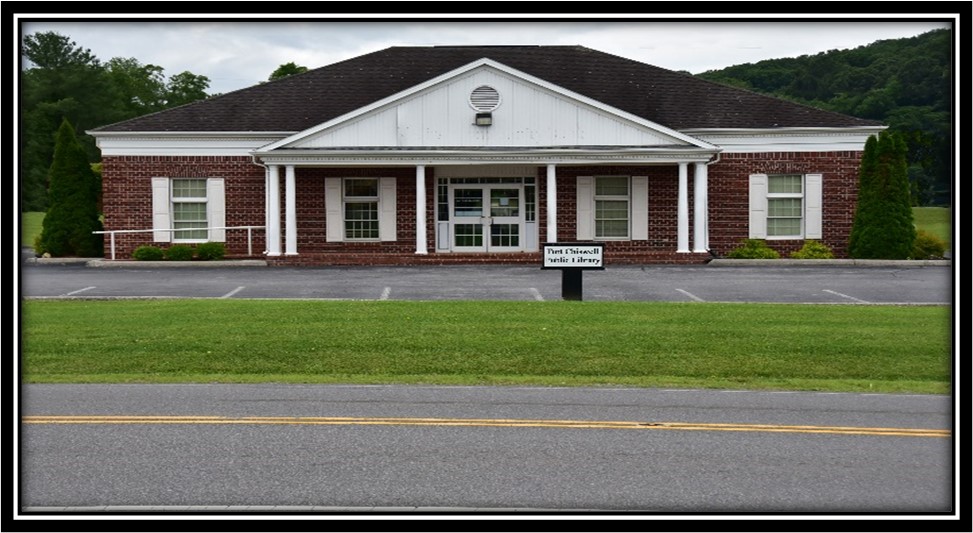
[[450, 185, 523, 252]]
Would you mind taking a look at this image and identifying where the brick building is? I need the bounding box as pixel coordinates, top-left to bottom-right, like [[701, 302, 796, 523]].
[[89, 46, 884, 265]]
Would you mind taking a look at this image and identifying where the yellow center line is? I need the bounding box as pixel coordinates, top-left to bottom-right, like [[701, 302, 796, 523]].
[[21, 415, 949, 438]]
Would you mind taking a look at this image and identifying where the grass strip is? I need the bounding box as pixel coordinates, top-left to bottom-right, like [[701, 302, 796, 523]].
[[21, 300, 951, 394]]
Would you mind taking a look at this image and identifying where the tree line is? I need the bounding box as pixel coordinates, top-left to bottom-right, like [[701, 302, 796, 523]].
[[697, 28, 951, 206], [20, 31, 212, 212]]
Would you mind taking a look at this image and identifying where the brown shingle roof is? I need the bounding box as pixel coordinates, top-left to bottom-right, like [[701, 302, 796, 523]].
[[92, 45, 882, 133]]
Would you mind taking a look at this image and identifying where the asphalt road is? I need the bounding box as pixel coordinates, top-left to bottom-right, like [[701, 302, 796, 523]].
[[20, 384, 954, 514], [19, 262, 953, 304], [17, 260, 956, 516]]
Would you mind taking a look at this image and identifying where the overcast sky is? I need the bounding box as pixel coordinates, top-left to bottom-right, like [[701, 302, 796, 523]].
[[18, 15, 952, 96]]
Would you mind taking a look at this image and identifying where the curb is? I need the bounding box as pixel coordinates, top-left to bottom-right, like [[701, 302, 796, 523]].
[[86, 259, 268, 268], [707, 259, 951, 267], [23, 257, 268, 267]]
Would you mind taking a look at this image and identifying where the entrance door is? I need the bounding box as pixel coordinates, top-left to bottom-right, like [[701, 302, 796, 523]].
[[450, 185, 523, 252]]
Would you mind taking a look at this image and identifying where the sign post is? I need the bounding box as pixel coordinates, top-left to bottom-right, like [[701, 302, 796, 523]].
[[541, 243, 606, 301]]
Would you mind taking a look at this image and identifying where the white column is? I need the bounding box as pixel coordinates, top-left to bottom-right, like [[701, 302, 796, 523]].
[[285, 165, 297, 255], [693, 162, 709, 253], [546, 164, 557, 243], [267, 165, 281, 256], [415, 165, 428, 254], [677, 162, 689, 253]]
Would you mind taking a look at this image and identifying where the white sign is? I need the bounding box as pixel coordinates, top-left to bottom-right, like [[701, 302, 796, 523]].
[[542, 243, 605, 269]]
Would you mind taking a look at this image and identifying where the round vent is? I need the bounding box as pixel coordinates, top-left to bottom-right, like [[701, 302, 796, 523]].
[[469, 85, 501, 112]]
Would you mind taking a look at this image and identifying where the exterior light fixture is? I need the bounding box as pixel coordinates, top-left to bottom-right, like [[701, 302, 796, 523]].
[[475, 112, 493, 126]]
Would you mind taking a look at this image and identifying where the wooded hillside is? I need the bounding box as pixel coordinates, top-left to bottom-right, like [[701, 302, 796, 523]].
[[697, 28, 951, 206]]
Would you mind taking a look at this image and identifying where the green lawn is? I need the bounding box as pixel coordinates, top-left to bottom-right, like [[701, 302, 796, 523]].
[[22, 300, 951, 394], [912, 207, 952, 248], [20, 212, 45, 247]]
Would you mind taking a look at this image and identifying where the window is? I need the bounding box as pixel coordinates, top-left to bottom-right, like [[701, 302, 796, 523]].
[[595, 177, 630, 239], [576, 176, 648, 241], [325, 177, 396, 242], [343, 178, 379, 240], [151, 177, 225, 243], [749, 173, 822, 240], [767, 174, 803, 237], [171, 179, 209, 241]]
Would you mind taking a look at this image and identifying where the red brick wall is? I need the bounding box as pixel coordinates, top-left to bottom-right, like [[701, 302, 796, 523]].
[[292, 168, 424, 254], [102, 151, 861, 262], [100, 156, 265, 258], [547, 165, 686, 252], [707, 151, 862, 258]]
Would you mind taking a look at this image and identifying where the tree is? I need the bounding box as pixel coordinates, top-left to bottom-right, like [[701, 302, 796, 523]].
[[848, 131, 916, 259], [165, 71, 211, 107], [269, 62, 308, 81], [20, 31, 214, 211], [36, 119, 103, 257], [106, 57, 167, 116], [21, 31, 109, 211]]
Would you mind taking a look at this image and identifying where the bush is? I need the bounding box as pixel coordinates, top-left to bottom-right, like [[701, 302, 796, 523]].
[[911, 230, 947, 259], [848, 132, 915, 259], [33, 234, 46, 257], [37, 119, 103, 257], [164, 244, 194, 261], [790, 240, 834, 259], [132, 245, 164, 261], [196, 242, 226, 261], [725, 239, 780, 259]]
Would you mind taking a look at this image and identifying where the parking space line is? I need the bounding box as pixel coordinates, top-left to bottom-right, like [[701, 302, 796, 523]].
[[529, 288, 544, 301], [220, 286, 246, 299], [675, 289, 704, 302], [63, 286, 96, 297], [823, 289, 870, 304], [379, 287, 391, 301]]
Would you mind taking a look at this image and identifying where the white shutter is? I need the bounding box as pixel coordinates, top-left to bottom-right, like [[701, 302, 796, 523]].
[[804, 173, 823, 239], [379, 177, 397, 242], [631, 176, 649, 241], [206, 178, 226, 242], [576, 176, 594, 240], [749, 174, 768, 239], [151, 177, 171, 242], [325, 178, 343, 242]]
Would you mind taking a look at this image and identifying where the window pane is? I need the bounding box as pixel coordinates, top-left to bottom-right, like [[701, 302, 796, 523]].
[[454, 189, 483, 217], [595, 177, 629, 196], [768, 175, 803, 194], [454, 224, 483, 247], [490, 189, 519, 217], [597, 220, 629, 238], [345, 179, 378, 198], [768, 198, 802, 217], [596, 200, 629, 219], [173, 201, 207, 240], [595, 199, 629, 238], [172, 179, 207, 199], [767, 218, 802, 237], [345, 202, 378, 239], [524, 185, 535, 222], [490, 224, 519, 247], [438, 181, 449, 222]]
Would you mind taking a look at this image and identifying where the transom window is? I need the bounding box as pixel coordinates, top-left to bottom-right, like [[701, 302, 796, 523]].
[[595, 176, 630, 239], [171, 178, 208, 241], [767, 174, 804, 237], [344, 178, 379, 240]]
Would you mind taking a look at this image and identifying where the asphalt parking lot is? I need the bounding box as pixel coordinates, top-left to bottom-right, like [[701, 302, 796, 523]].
[[19, 255, 953, 304]]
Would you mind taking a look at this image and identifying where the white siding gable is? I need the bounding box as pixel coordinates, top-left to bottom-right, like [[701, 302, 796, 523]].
[[287, 66, 693, 149]]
